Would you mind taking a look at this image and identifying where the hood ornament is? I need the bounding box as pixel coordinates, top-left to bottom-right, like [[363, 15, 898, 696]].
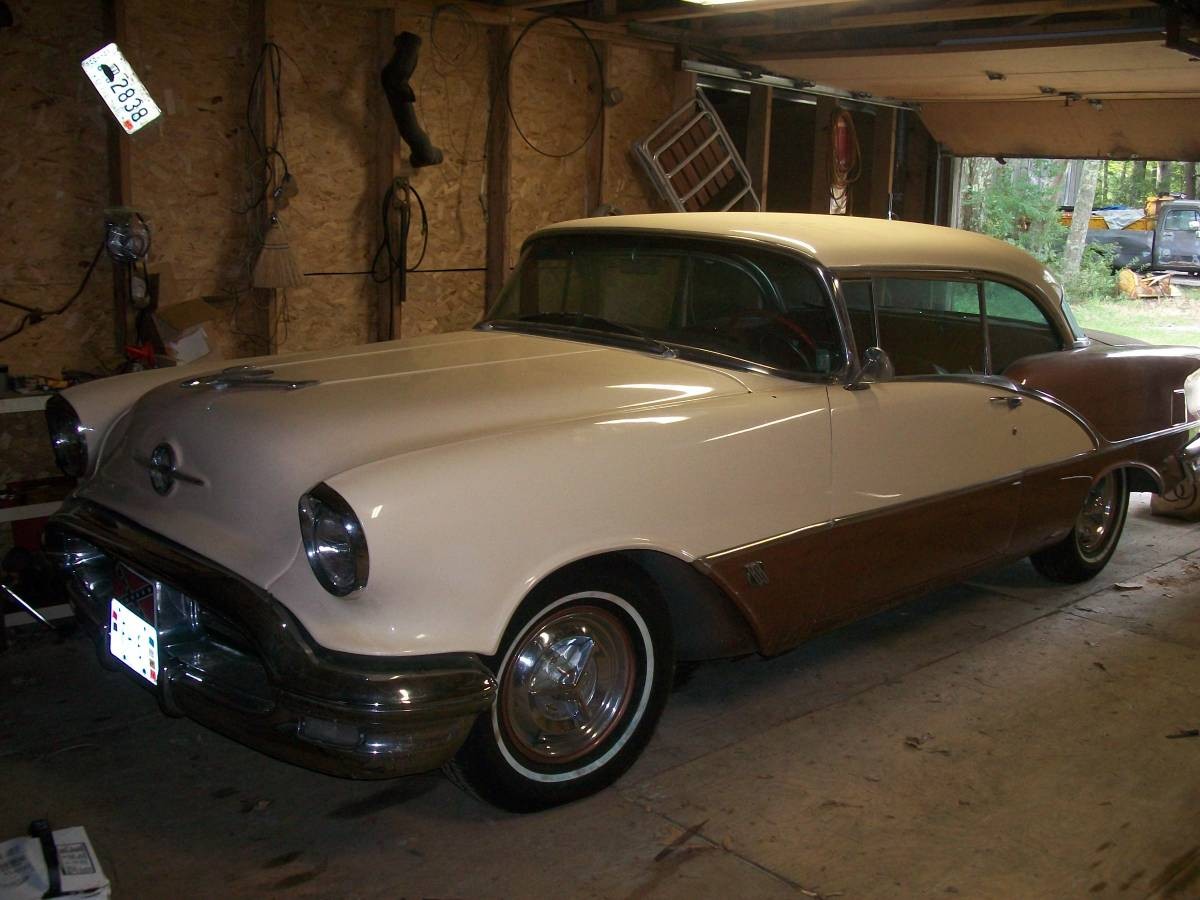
[[181, 365, 317, 392]]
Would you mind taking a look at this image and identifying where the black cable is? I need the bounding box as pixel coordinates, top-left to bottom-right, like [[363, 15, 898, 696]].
[[408, 184, 429, 271], [492, 14, 606, 161], [0, 239, 106, 344], [246, 43, 285, 156], [240, 44, 292, 216], [370, 180, 430, 284], [305, 267, 485, 276]]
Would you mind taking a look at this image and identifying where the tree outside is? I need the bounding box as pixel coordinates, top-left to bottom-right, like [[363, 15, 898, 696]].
[[956, 157, 1200, 347]]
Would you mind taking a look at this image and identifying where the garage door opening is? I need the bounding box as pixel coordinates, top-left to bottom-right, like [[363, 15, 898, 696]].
[[951, 157, 1200, 347]]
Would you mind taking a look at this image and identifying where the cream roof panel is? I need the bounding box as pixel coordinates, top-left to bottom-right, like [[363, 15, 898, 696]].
[[533, 213, 1061, 299]]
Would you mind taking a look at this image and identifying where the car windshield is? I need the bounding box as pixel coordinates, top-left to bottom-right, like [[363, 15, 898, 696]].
[[482, 233, 846, 376]]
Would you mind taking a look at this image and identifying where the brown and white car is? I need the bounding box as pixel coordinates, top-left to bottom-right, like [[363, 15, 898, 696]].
[[44, 213, 1200, 811]]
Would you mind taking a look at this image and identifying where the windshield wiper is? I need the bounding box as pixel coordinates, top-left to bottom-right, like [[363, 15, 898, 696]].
[[514, 312, 647, 338], [478, 318, 676, 358]]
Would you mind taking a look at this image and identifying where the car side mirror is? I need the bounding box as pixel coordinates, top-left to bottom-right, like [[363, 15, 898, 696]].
[[845, 346, 895, 391]]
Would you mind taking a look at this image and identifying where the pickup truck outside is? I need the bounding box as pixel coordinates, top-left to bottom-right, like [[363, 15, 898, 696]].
[[1084, 199, 1200, 272]]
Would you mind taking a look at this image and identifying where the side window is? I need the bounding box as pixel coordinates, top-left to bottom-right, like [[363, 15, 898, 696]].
[[875, 277, 985, 376], [984, 281, 1060, 372]]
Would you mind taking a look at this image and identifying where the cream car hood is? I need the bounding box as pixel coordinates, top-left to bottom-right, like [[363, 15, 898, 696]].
[[76, 330, 749, 587]]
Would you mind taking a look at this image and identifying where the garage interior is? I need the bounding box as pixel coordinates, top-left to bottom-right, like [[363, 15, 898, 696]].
[[2, 0, 1199, 897]]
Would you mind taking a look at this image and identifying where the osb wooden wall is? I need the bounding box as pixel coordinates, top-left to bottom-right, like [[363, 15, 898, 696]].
[[124, 0, 264, 359], [1, 1, 114, 378], [267, 2, 379, 352], [506, 32, 676, 268], [605, 44, 676, 217], [392, 5, 490, 338], [507, 30, 595, 268], [0, 0, 676, 379]]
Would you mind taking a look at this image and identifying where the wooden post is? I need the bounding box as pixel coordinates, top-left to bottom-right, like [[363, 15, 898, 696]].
[[374, 10, 400, 340], [584, 41, 610, 216], [744, 84, 772, 210], [809, 97, 835, 214], [867, 107, 896, 219], [250, 0, 279, 353], [672, 54, 696, 109], [485, 27, 513, 310], [104, 0, 131, 356]]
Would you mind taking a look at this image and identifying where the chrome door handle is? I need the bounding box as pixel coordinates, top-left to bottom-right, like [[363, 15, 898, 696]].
[[989, 396, 1022, 409]]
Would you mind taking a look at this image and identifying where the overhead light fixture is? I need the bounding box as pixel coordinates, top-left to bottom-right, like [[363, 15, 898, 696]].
[[681, 0, 758, 6]]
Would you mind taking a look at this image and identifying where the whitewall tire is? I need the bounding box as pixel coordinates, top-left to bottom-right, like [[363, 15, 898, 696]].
[[447, 560, 672, 812]]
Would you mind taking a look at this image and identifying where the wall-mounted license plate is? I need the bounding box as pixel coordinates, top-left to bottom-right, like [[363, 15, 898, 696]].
[[81, 42, 161, 134]]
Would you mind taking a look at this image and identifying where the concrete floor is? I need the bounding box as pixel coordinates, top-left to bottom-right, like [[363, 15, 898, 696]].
[[2, 495, 1198, 899]]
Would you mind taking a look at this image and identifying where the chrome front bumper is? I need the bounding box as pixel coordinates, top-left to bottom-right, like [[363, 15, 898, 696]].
[[44, 500, 496, 779]]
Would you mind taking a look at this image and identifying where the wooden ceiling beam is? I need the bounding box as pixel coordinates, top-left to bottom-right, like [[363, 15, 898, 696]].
[[729, 12, 1152, 51], [749, 26, 1160, 60], [619, 0, 865, 26], [823, 0, 1153, 30], [710, 0, 1155, 39], [316, 0, 674, 50]]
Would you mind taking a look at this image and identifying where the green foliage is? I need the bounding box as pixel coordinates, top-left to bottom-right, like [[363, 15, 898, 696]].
[[1060, 244, 1120, 305], [960, 159, 1066, 267], [1094, 160, 1196, 208], [959, 157, 1198, 306]]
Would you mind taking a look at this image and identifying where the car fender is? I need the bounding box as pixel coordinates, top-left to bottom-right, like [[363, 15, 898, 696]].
[[266, 385, 832, 657]]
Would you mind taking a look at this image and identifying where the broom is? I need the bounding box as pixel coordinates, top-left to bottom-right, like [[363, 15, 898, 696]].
[[252, 216, 304, 289]]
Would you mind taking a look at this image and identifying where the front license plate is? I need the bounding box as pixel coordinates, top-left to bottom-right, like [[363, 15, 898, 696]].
[[109, 566, 158, 685], [81, 42, 162, 134]]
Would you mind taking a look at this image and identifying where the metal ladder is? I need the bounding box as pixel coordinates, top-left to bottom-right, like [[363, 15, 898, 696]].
[[633, 90, 760, 213]]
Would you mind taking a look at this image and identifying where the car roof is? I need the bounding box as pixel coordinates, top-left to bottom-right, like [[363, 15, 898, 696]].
[[533, 212, 1062, 301]]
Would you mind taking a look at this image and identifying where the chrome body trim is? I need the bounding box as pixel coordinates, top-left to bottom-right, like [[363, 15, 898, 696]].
[[701, 456, 1104, 565], [706, 520, 826, 560], [1105, 418, 1199, 452], [44, 499, 495, 779], [700, 420, 1190, 568], [886, 374, 1104, 449]]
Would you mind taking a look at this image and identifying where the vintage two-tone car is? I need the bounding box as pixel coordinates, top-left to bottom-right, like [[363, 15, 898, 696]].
[[45, 213, 1200, 811]]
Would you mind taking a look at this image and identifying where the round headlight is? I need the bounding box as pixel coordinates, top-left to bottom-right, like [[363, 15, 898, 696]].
[[298, 484, 369, 597], [45, 394, 88, 477]]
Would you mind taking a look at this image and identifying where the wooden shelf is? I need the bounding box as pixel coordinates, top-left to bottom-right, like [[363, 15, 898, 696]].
[[0, 394, 51, 415], [0, 501, 62, 524]]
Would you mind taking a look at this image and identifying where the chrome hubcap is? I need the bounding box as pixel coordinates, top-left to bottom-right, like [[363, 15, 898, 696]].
[[499, 604, 635, 765], [1076, 473, 1119, 560]]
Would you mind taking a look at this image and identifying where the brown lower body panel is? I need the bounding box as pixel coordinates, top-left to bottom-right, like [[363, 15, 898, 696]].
[[701, 479, 1019, 656], [701, 428, 1196, 658]]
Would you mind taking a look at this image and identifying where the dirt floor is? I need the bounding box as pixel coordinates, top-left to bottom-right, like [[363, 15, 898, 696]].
[[1, 496, 1198, 899]]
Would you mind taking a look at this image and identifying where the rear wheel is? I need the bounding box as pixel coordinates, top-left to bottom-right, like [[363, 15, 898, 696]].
[[447, 562, 672, 812], [1031, 469, 1129, 583]]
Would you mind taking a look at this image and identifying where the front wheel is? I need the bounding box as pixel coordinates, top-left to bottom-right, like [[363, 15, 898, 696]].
[[447, 562, 673, 812], [1031, 469, 1129, 583]]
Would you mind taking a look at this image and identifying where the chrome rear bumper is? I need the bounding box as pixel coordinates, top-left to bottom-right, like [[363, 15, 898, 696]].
[[44, 500, 495, 779]]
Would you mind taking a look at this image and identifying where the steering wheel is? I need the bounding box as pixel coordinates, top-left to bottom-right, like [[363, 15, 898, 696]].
[[721, 310, 819, 369]]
